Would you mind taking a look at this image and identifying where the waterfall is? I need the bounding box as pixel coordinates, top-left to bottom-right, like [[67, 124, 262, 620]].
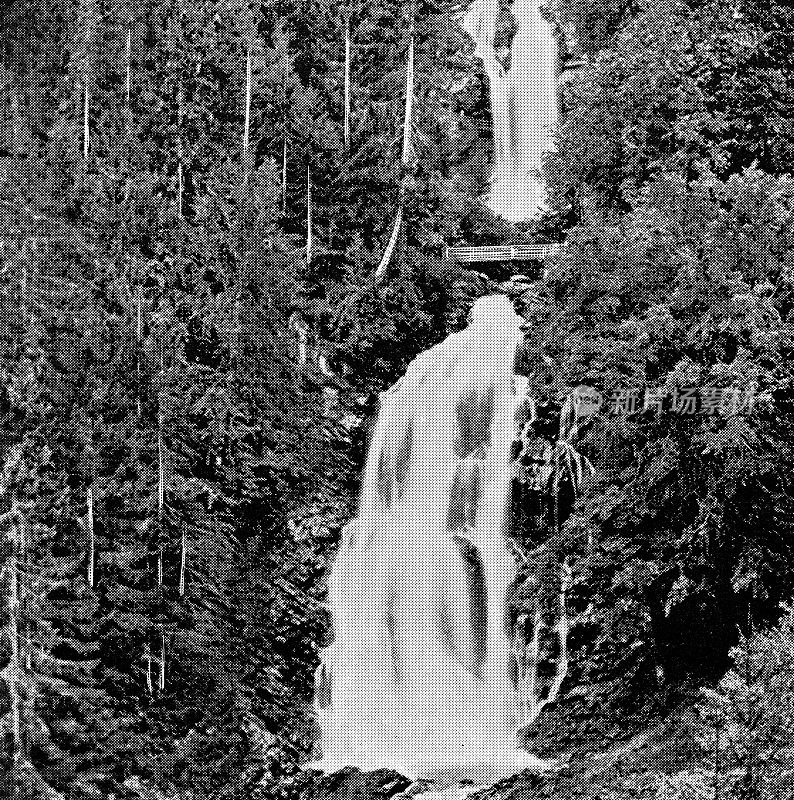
[[462, 0, 558, 222], [311, 295, 546, 783]]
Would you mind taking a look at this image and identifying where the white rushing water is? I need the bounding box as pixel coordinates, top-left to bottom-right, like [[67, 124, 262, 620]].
[[312, 296, 546, 783], [463, 0, 558, 222]]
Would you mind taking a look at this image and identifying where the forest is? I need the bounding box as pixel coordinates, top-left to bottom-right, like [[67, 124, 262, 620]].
[[1, 0, 794, 798]]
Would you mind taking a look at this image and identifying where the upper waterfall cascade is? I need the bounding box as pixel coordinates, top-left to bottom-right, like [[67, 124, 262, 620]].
[[311, 296, 546, 783], [463, 0, 559, 222]]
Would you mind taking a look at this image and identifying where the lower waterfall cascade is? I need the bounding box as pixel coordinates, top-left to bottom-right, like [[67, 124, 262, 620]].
[[311, 296, 548, 783], [463, 0, 559, 222]]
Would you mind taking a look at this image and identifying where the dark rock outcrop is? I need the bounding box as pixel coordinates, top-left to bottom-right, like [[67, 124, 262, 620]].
[[284, 768, 413, 800]]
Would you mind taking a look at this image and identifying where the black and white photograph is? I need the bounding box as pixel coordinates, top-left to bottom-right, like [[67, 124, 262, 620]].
[[1, 0, 793, 798]]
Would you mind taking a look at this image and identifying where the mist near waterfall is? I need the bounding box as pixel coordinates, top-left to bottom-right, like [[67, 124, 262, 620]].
[[463, 0, 559, 222]]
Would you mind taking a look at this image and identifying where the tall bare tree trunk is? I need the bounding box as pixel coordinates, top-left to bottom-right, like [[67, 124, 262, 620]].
[[343, 16, 352, 149], [179, 527, 186, 596], [374, 206, 404, 280], [87, 486, 95, 587], [243, 47, 252, 161], [282, 139, 288, 214], [177, 169, 183, 219], [144, 643, 153, 694], [79, 0, 95, 163], [126, 26, 132, 107], [176, 82, 184, 219], [157, 413, 164, 587], [136, 284, 142, 417], [159, 626, 166, 691], [83, 83, 90, 160], [306, 163, 313, 265], [158, 418, 164, 509], [375, 28, 414, 281], [281, 24, 289, 214], [401, 30, 415, 165]]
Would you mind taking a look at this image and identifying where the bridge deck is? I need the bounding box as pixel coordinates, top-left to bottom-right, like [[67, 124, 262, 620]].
[[445, 243, 562, 264]]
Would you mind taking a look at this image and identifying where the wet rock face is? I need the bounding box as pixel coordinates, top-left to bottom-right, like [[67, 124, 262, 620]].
[[494, 2, 518, 48], [494, 2, 518, 71], [289, 769, 413, 800]]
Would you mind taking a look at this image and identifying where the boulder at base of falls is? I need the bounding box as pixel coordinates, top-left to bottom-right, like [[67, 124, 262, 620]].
[[280, 768, 414, 800]]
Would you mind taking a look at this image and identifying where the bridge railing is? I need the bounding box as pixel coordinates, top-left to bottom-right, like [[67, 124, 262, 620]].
[[445, 243, 562, 264]]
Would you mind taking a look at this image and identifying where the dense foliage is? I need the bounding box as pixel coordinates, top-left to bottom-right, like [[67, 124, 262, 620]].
[[524, 0, 794, 759], [1, 0, 793, 798], [0, 1, 492, 797], [695, 606, 794, 800]]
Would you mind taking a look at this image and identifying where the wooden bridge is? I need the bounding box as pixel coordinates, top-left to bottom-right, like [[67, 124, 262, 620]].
[[445, 243, 562, 264]]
